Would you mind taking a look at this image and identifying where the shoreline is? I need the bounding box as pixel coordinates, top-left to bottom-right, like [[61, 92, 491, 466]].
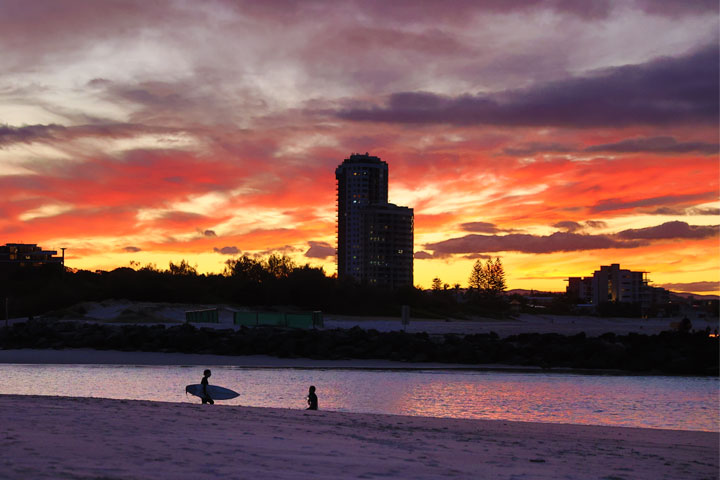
[[2, 394, 717, 479], [0, 348, 485, 369], [1, 348, 714, 378], [4, 317, 717, 376], [0, 348, 693, 377]]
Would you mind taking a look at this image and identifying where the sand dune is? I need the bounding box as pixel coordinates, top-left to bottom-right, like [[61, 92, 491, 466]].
[[1, 394, 716, 479], [31, 299, 719, 337]]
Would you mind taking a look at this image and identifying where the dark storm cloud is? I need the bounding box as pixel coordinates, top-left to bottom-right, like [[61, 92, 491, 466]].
[[414, 251, 433, 259], [617, 221, 718, 240], [585, 136, 719, 155], [304, 241, 335, 259], [213, 246, 240, 255], [338, 45, 719, 127]]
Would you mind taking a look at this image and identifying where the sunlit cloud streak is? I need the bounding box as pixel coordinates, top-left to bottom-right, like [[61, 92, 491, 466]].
[[658, 281, 719, 293], [590, 193, 717, 213]]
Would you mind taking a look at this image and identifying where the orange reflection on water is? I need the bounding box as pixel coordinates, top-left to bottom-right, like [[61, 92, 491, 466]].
[[1, 366, 716, 431], [390, 372, 717, 430]]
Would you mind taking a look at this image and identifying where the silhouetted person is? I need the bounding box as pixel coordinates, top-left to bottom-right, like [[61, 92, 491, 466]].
[[679, 317, 692, 333], [306, 385, 318, 410], [201, 369, 214, 405]]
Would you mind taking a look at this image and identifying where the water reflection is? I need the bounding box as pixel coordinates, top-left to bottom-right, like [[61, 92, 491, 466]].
[[0, 365, 716, 432]]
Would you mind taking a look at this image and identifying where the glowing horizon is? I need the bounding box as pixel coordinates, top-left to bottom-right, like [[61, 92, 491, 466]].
[[1, 1, 718, 294]]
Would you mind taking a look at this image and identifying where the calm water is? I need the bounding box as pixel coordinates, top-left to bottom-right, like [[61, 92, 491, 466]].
[[0, 365, 717, 432]]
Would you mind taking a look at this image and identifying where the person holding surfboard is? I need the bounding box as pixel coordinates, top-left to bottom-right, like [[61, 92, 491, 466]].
[[201, 369, 214, 405], [185, 374, 239, 403]]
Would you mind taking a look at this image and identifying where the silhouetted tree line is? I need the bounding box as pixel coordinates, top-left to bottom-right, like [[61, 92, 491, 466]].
[[0, 254, 511, 319], [1, 320, 716, 375]]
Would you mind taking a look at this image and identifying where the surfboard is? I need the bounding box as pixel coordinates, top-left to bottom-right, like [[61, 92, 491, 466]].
[[185, 384, 240, 400]]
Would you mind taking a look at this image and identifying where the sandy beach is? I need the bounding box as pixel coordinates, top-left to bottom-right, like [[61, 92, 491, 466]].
[[2, 306, 718, 478], [1, 394, 717, 480]]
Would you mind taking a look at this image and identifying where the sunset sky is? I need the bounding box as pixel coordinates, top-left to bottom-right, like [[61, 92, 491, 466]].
[[1, 0, 718, 293]]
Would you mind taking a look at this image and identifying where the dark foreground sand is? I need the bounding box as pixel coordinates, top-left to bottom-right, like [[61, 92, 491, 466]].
[[1, 394, 717, 480]]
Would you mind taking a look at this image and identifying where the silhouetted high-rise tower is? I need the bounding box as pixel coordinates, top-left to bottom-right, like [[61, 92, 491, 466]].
[[336, 153, 413, 287]]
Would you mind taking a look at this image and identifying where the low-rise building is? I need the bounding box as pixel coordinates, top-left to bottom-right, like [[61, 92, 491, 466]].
[[566, 264, 669, 313], [0, 243, 64, 275]]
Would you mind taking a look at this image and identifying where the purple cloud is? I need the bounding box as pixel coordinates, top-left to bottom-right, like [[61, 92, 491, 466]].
[[123, 246, 141, 252], [585, 136, 719, 155], [0, 124, 57, 145], [460, 222, 501, 233], [591, 192, 715, 213], [617, 221, 718, 240], [338, 45, 719, 128], [0, 122, 177, 147], [553, 220, 608, 232], [305, 241, 335, 259], [425, 232, 643, 255], [214, 246, 240, 255], [502, 136, 718, 156], [424, 221, 717, 256], [648, 206, 720, 216]]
